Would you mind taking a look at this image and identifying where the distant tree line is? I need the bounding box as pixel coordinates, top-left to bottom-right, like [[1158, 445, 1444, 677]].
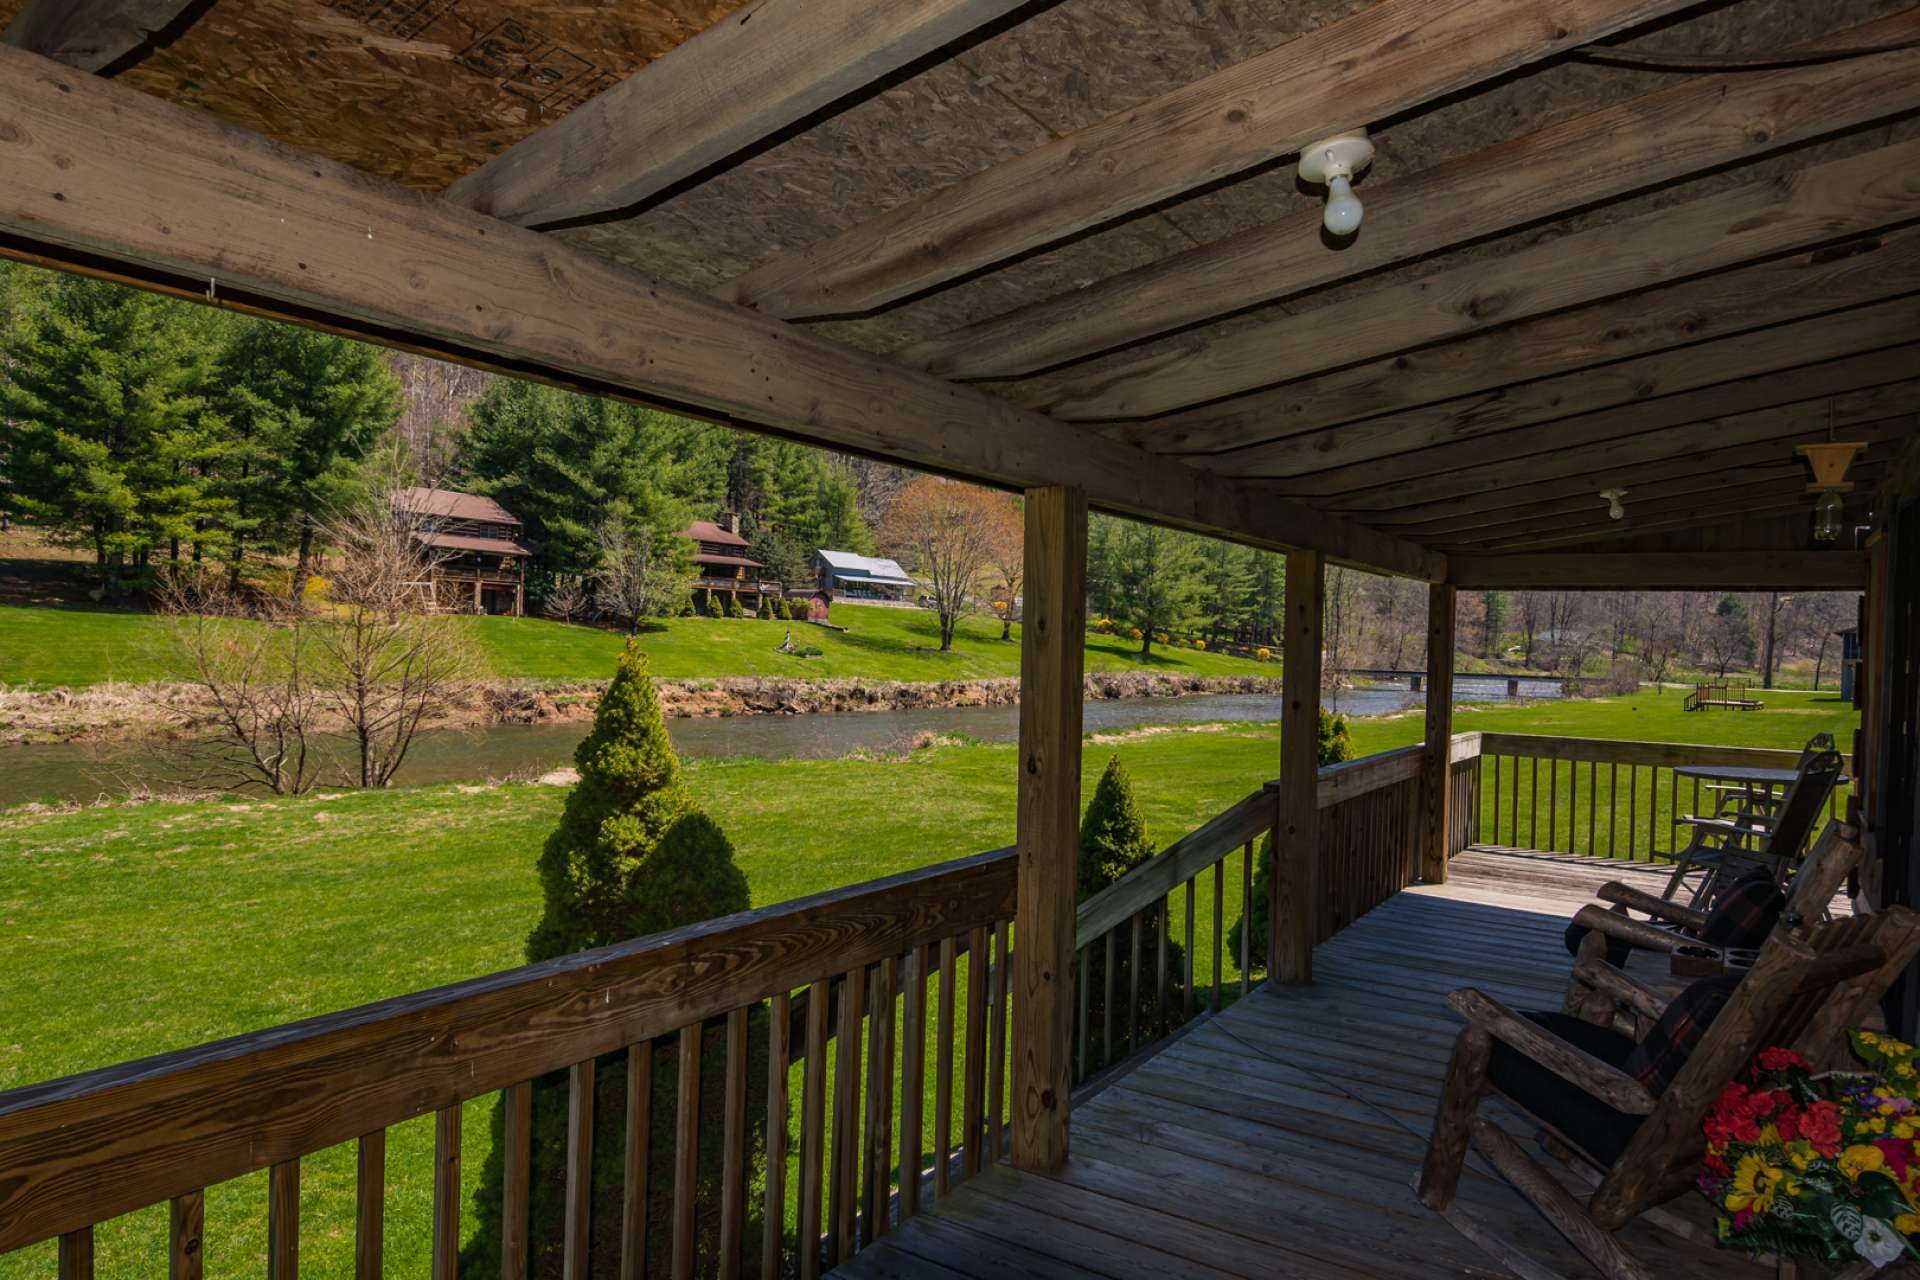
[[1086, 514, 1287, 656]]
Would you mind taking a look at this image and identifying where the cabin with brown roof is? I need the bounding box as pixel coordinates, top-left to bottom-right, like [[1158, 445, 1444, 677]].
[[678, 512, 772, 610], [391, 486, 531, 616]]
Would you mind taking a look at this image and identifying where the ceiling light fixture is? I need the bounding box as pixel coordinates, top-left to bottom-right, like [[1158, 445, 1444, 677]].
[[1798, 403, 1865, 544], [1298, 129, 1374, 237], [1599, 488, 1627, 520]]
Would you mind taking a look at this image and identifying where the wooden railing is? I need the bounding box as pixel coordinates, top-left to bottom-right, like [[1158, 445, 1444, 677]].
[[1473, 732, 1849, 861], [1069, 734, 1481, 1085], [0, 849, 1017, 1279]]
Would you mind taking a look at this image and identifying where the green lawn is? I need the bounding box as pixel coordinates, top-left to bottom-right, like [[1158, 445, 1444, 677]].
[[0, 689, 1857, 1276], [0, 600, 1270, 688]]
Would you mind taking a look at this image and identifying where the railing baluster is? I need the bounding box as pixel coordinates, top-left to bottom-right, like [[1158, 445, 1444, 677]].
[[57, 1228, 92, 1280], [829, 966, 864, 1265], [935, 940, 955, 1199], [898, 953, 924, 1223], [433, 1105, 461, 1280], [862, 959, 895, 1245], [1647, 765, 1658, 859], [798, 980, 829, 1280], [355, 1132, 382, 1280], [1608, 762, 1618, 859], [988, 921, 1008, 1165], [505, 1081, 534, 1280], [1127, 911, 1142, 1054], [1075, 943, 1089, 1082], [1510, 754, 1520, 846], [1628, 765, 1639, 860], [171, 1190, 205, 1280], [1240, 840, 1252, 998], [1102, 929, 1116, 1064], [1183, 876, 1196, 1021], [1155, 897, 1170, 1036], [622, 1043, 652, 1280], [673, 1023, 702, 1280], [721, 1007, 749, 1276], [268, 1159, 299, 1280], [764, 993, 791, 1280], [568, 1058, 596, 1280], [1529, 755, 1539, 850], [1211, 859, 1223, 1012], [962, 926, 988, 1179]]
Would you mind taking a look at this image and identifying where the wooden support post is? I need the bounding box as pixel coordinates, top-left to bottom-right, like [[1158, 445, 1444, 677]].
[[1010, 486, 1087, 1172], [1274, 550, 1323, 985], [1421, 583, 1457, 883]]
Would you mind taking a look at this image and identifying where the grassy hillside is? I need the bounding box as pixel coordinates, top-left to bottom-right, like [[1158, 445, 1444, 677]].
[[0, 601, 1271, 688]]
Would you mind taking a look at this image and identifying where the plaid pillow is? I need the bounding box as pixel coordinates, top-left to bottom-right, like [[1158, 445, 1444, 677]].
[[1623, 974, 1742, 1092], [1699, 869, 1784, 949]]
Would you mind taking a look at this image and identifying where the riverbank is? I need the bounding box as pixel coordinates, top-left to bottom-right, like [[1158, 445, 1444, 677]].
[[0, 669, 1288, 746]]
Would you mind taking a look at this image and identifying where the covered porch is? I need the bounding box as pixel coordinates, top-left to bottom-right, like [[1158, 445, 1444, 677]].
[[0, 0, 1914, 1276]]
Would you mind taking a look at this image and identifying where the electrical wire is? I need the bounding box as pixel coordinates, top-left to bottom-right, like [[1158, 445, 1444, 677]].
[[1570, 37, 1920, 71]]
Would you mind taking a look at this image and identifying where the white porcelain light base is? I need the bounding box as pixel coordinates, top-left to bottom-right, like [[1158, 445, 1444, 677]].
[[1297, 131, 1375, 185]]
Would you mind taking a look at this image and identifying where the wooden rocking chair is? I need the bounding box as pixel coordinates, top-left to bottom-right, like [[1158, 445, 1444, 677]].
[[1567, 820, 1863, 987], [1417, 905, 1920, 1280]]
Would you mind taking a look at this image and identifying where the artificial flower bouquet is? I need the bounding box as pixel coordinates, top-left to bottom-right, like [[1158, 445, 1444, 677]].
[[1700, 1033, 1920, 1269]]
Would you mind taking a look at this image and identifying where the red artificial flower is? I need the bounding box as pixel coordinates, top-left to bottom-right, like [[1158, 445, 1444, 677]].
[[1875, 1137, 1912, 1180], [1801, 1101, 1844, 1157], [1732, 1209, 1756, 1233], [1757, 1047, 1809, 1074]]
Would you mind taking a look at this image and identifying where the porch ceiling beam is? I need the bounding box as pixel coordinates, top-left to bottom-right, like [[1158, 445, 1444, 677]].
[[1270, 344, 1919, 498], [1347, 415, 1920, 528], [1, 0, 196, 72], [1440, 461, 1893, 552], [1205, 297, 1920, 481], [1448, 552, 1869, 591], [900, 10, 1920, 381], [442, 0, 1033, 227], [1114, 226, 1920, 457], [0, 46, 1440, 581], [1025, 138, 1920, 421], [1488, 495, 1875, 554], [1325, 378, 1919, 514], [714, 0, 1703, 319]]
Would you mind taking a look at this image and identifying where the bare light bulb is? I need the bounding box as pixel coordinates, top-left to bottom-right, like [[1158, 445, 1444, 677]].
[[1599, 488, 1627, 520], [1323, 174, 1364, 236]]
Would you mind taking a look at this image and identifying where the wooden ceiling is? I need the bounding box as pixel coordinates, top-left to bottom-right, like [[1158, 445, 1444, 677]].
[[2, 0, 1916, 573]]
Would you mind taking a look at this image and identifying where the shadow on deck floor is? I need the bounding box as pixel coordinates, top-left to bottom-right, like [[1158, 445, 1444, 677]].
[[832, 848, 1768, 1280]]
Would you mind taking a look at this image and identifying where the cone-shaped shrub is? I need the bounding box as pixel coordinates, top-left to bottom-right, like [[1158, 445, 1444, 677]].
[[1077, 756, 1184, 1071], [1230, 708, 1354, 966], [467, 642, 756, 1277]]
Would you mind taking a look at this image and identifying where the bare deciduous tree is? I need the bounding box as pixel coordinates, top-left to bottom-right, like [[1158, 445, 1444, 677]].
[[591, 519, 690, 632], [542, 574, 592, 624], [879, 478, 1006, 651], [154, 568, 325, 795], [309, 497, 480, 788]]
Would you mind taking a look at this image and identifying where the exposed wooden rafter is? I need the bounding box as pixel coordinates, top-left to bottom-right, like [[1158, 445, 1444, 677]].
[[1449, 553, 1870, 591], [1272, 344, 1920, 499], [1356, 415, 1920, 532], [443, 0, 1033, 226], [1027, 139, 1920, 421], [1113, 226, 1920, 456], [899, 10, 1920, 380], [1326, 378, 1918, 514], [0, 45, 1440, 581], [713, 0, 1704, 319], [0, 0, 196, 72], [1205, 298, 1919, 480]]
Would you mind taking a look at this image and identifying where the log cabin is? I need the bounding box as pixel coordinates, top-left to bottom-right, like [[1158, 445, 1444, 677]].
[[393, 485, 532, 616], [0, 0, 1915, 1276]]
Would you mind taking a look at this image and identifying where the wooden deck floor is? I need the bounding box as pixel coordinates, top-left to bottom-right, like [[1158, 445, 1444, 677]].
[[834, 848, 1771, 1280]]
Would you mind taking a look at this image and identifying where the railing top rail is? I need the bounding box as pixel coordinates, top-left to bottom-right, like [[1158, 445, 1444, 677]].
[[0, 846, 1016, 1255], [1076, 787, 1272, 944], [1476, 732, 1854, 772]]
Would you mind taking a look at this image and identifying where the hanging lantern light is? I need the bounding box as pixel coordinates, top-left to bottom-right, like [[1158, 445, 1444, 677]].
[[1796, 434, 1863, 545]]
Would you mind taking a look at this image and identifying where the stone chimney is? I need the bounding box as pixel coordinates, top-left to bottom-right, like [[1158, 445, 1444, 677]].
[[721, 511, 740, 535]]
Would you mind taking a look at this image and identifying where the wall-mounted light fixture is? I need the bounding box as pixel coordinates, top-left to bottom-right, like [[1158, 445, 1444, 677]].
[[1298, 130, 1374, 237], [1599, 488, 1627, 521]]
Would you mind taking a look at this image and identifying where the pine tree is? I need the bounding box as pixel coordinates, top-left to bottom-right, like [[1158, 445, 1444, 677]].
[[1110, 519, 1207, 656], [1077, 756, 1184, 1069], [466, 644, 755, 1277], [1229, 710, 1354, 966], [1196, 538, 1255, 644]]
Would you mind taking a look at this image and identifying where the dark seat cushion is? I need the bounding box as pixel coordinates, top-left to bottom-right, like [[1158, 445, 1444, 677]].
[[1697, 870, 1784, 949], [1623, 974, 1743, 1092], [1487, 1012, 1644, 1166]]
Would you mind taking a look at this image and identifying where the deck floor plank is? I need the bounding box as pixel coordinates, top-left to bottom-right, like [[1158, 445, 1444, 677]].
[[831, 848, 1773, 1280]]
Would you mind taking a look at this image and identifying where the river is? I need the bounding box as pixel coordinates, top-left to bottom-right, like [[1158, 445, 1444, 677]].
[[0, 676, 1562, 808]]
